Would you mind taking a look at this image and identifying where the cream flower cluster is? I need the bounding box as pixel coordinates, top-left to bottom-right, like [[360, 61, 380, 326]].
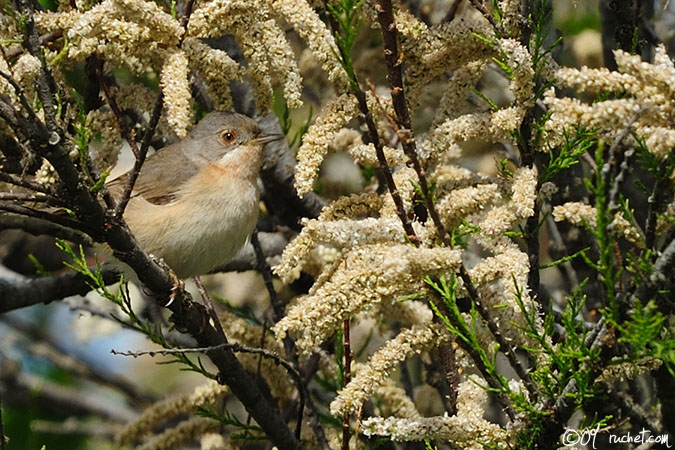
[[546, 45, 675, 158], [294, 93, 359, 197], [274, 245, 462, 353], [160, 49, 192, 138], [361, 381, 507, 448], [330, 323, 449, 417], [33, 0, 332, 136], [117, 380, 229, 446], [553, 202, 644, 247]]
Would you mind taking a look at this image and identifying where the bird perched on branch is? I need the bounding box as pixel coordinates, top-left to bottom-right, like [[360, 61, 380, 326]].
[[106, 111, 282, 279]]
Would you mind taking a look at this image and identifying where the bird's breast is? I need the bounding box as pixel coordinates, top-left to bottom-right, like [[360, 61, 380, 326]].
[[123, 168, 260, 278]]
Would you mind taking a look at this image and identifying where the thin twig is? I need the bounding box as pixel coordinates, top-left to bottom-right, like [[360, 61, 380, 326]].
[[376, 0, 539, 403], [0, 201, 97, 238], [113, 93, 164, 218], [251, 229, 330, 448], [0, 268, 119, 314], [0, 192, 61, 204], [443, 0, 463, 22], [0, 396, 6, 450], [0, 213, 93, 246], [96, 71, 141, 160], [113, 0, 194, 219], [341, 319, 352, 450], [194, 275, 228, 340], [111, 341, 306, 423], [466, 0, 506, 35], [0, 171, 54, 195], [604, 108, 646, 212], [251, 230, 284, 322], [323, 1, 417, 243], [0, 70, 42, 124]]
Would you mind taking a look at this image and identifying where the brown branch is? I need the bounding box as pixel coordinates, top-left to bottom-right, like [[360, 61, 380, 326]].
[[0, 192, 61, 204], [1, 315, 156, 406], [341, 318, 352, 450], [376, 0, 539, 403], [251, 229, 330, 449], [0, 203, 98, 239], [3, 31, 61, 61], [322, 1, 416, 242], [0, 266, 119, 314], [0, 171, 53, 195], [466, 0, 506, 35], [0, 213, 93, 245]]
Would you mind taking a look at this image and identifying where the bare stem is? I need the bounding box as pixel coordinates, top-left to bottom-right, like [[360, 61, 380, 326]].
[[341, 319, 352, 450], [376, 0, 538, 402]]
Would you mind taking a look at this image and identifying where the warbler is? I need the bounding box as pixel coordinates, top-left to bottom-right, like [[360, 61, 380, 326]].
[[107, 111, 282, 278]]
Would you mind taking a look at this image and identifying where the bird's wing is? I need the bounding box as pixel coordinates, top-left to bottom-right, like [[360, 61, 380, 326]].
[[107, 145, 200, 206]]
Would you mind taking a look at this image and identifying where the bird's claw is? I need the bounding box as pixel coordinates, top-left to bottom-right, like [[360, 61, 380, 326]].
[[152, 256, 184, 308]]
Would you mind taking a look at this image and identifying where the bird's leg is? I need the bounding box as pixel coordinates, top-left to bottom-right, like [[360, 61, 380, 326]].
[[194, 275, 227, 339], [148, 257, 185, 308]]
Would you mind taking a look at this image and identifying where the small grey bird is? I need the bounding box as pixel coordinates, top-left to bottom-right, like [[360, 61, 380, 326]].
[[106, 111, 282, 278]]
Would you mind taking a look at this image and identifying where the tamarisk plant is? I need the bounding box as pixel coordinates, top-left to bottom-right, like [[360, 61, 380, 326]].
[[1, 0, 674, 449]]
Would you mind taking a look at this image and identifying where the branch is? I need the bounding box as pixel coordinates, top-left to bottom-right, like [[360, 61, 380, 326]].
[[0, 213, 93, 246], [0, 265, 120, 314], [1, 315, 156, 405], [466, 0, 506, 35], [111, 340, 306, 436], [251, 230, 331, 450], [0, 192, 62, 205], [375, 0, 539, 403], [0, 362, 136, 423], [0, 204, 98, 239], [535, 318, 608, 447]]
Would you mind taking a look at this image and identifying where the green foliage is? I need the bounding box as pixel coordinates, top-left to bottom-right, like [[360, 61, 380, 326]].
[[272, 90, 313, 148], [583, 142, 621, 323], [327, 0, 363, 89], [618, 300, 665, 354], [55, 240, 217, 379], [541, 127, 595, 183], [539, 247, 590, 270], [472, 87, 500, 112], [425, 275, 508, 391], [196, 405, 265, 441], [449, 220, 481, 249], [27, 253, 50, 276]]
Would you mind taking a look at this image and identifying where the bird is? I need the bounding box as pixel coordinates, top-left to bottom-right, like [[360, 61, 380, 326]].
[[106, 111, 282, 279]]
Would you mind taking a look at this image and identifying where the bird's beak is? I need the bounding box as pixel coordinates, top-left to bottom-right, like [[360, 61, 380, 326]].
[[253, 132, 285, 144]]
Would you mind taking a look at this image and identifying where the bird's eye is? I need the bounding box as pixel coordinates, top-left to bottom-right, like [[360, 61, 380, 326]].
[[219, 130, 237, 145]]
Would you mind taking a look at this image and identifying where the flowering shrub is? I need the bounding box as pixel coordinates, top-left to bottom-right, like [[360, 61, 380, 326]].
[[1, 0, 674, 449]]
